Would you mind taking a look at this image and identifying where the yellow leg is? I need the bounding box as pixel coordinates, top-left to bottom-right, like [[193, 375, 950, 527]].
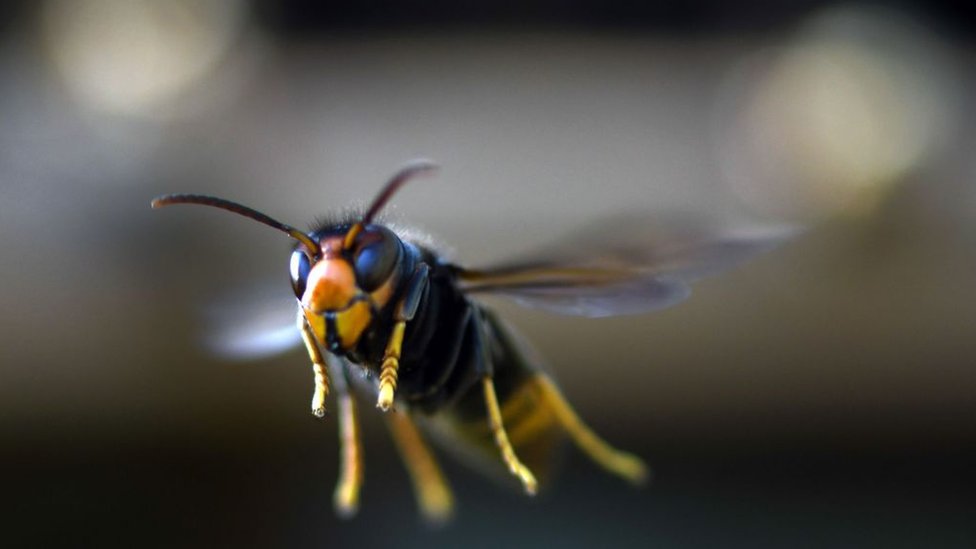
[[534, 375, 649, 485], [376, 264, 429, 412], [299, 315, 329, 417], [483, 377, 538, 495], [333, 389, 364, 518], [385, 412, 454, 524], [376, 320, 405, 411]]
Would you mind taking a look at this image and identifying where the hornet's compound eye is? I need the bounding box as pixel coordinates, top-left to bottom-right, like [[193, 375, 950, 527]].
[[352, 226, 401, 292], [290, 248, 312, 298]]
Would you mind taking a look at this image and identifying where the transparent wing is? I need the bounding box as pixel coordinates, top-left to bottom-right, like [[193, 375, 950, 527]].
[[201, 284, 301, 360], [504, 275, 692, 317], [459, 220, 797, 318]]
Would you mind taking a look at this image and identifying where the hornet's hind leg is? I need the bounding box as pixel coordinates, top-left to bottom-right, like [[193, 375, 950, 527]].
[[479, 309, 647, 486], [483, 376, 539, 495], [471, 310, 540, 495], [533, 375, 649, 485]]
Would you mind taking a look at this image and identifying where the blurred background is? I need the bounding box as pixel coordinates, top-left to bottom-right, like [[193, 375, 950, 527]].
[[2, 1, 974, 547]]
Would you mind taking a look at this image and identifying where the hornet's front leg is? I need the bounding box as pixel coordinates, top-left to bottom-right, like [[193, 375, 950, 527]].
[[299, 309, 330, 417], [376, 264, 429, 411], [298, 309, 365, 516]]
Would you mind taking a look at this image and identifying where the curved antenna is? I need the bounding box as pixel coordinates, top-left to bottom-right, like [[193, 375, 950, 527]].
[[151, 194, 319, 259], [364, 159, 439, 223], [343, 159, 439, 249]]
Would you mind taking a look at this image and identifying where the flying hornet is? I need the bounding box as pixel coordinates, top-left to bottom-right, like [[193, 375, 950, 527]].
[[152, 160, 788, 522]]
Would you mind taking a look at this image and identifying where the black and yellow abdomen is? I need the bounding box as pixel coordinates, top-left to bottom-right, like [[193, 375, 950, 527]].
[[416, 305, 565, 485]]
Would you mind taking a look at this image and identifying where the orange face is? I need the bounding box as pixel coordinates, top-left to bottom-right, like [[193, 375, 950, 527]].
[[303, 236, 358, 312], [291, 228, 402, 353], [151, 161, 436, 357]]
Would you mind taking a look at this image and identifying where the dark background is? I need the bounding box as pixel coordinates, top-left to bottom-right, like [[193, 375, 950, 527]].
[[2, 1, 974, 547]]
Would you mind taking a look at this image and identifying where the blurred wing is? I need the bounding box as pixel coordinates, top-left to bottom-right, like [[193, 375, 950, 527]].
[[201, 285, 301, 360], [459, 224, 795, 318]]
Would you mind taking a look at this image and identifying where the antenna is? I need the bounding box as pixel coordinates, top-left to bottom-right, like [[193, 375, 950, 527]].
[[151, 194, 319, 259], [343, 159, 439, 250]]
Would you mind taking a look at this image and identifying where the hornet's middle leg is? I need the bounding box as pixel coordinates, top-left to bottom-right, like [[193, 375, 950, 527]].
[[385, 411, 454, 523], [331, 361, 364, 518]]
